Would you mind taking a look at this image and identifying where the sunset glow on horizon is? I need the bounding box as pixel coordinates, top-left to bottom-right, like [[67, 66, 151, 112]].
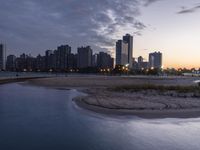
[[134, 0, 200, 69]]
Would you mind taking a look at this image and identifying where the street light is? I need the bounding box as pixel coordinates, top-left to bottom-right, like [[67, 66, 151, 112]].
[[125, 64, 129, 67], [194, 80, 200, 87]]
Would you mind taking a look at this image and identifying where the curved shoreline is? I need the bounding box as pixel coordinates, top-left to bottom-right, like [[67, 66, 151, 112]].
[[23, 76, 200, 118], [74, 96, 200, 119]]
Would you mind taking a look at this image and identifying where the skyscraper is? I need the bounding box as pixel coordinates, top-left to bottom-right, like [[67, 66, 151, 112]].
[[45, 50, 54, 71], [149, 52, 163, 69], [123, 34, 133, 68], [36, 54, 46, 71], [116, 40, 128, 66], [68, 53, 77, 69], [97, 52, 113, 68], [77, 46, 93, 68], [15, 53, 28, 71], [0, 44, 6, 70], [57, 45, 71, 70], [6, 55, 16, 71], [138, 56, 144, 66], [92, 54, 98, 67]]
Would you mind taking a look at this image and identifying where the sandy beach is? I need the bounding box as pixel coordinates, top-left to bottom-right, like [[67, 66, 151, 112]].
[[25, 75, 200, 118]]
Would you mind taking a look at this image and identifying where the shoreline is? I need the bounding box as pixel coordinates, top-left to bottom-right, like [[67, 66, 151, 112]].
[[26, 76, 200, 119], [74, 95, 200, 119], [0, 76, 51, 85]]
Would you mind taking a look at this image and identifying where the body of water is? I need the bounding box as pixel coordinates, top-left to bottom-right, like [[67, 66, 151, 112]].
[[0, 72, 57, 78], [0, 83, 200, 150]]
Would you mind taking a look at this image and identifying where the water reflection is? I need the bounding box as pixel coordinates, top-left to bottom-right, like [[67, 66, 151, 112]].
[[0, 83, 200, 150]]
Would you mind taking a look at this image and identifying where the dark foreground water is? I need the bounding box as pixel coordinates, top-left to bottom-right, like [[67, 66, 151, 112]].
[[1, 83, 200, 150], [0, 72, 64, 78]]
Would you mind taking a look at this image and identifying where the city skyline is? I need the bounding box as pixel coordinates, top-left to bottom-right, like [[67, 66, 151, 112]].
[[3, 40, 163, 73], [0, 0, 200, 69], [4, 43, 115, 72]]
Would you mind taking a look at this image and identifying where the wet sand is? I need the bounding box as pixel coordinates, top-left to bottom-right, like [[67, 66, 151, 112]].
[[26, 75, 200, 118]]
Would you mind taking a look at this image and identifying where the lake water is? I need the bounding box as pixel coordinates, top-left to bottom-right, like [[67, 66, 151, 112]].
[[0, 83, 200, 150], [0, 72, 62, 78]]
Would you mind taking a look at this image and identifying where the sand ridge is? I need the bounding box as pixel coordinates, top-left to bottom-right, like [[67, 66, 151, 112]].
[[27, 75, 200, 118]]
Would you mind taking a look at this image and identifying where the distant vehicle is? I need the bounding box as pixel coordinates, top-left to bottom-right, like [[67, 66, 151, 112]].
[[183, 71, 200, 77]]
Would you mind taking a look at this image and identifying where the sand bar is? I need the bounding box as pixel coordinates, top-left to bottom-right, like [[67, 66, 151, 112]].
[[26, 75, 200, 118]]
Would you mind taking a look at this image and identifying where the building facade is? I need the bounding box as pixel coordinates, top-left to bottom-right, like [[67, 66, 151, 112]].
[[123, 34, 133, 68], [137, 56, 148, 70], [6, 55, 16, 71], [116, 40, 128, 66], [0, 44, 6, 70], [149, 52, 162, 69], [97, 52, 113, 69], [92, 54, 98, 67], [56, 45, 71, 71], [45, 50, 54, 71], [77, 46, 93, 68]]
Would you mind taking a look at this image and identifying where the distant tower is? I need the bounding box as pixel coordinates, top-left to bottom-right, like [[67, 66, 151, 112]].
[[138, 56, 143, 64], [149, 52, 162, 69], [77, 46, 93, 68], [97, 52, 113, 68], [0, 43, 6, 70], [6, 55, 16, 71], [92, 54, 98, 67], [116, 40, 128, 66], [57, 45, 71, 70], [45, 50, 53, 71], [123, 34, 133, 68]]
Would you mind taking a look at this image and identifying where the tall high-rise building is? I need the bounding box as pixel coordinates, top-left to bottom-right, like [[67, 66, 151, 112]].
[[132, 57, 139, 69], [92, 54, 98, 67], [97, 52, 113, 68], [6, 55, 16, 71], [45, 50, 54, 71], [15, 53, 27, 71], [26, 55, 36, 71], [68, 53, 77, 69], [123, 34, 133, 68], [138, 56, 143, 65], [116, 40, 128, 66], [77, 46, 93, 68], [57, 45, 71, 70], [0, 44, 6, 70], [137, 56, 148, 70], [149, 52, 162, 69], [36, 54, 46, 71]]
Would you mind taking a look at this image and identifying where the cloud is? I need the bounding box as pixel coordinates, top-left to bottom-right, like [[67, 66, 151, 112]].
[[143, 0, 162, 6], [0, 0, 158, 55], [177, 5, 200, 14]]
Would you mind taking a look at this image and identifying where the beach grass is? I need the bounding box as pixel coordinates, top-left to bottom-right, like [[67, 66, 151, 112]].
[[110, 84, 200, 94]]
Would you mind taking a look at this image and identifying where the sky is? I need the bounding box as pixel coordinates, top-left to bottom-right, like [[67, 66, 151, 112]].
[[0, 0, 200, 68]]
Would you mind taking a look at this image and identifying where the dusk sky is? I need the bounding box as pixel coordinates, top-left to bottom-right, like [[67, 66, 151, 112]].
[[0, 0, 200, 68]]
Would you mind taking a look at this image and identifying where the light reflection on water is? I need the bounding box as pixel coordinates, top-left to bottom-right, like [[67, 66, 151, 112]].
[[0, 83, 200, 150]]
